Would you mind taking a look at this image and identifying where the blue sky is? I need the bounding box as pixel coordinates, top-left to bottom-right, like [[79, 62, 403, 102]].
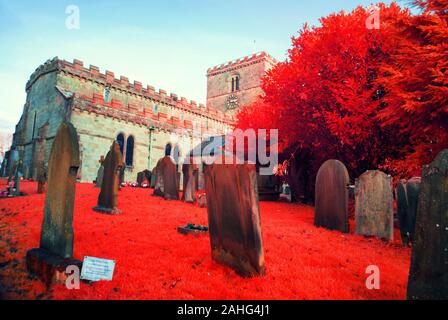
[[0, 0, 399, 132]]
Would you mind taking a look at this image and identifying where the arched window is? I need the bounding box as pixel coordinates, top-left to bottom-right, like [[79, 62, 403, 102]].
[[117, 133, 125, 155], [165, 143, 172, 157], [153, 104, 158, 114], [230, 75, 240, 92], [104, 87, 111, 103], [125, 136, 134, 166]]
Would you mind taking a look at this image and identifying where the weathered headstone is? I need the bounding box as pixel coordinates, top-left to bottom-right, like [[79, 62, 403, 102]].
[[204, 161, 265, 277], [118, 162, 125, 185], [37, 164, 47, 194], [94, 141, 123, 214], [397, 177, 421, 245], [26, 122, 82, 285], [314, 160, 350, 233], [407, 150, 448, 300], [181, 161, 197, 203], [152, 156, 179, 200], [137, 169, 151, 187], [355, 170, 393, 240], [95, 156, 105, 188], [150, 166, 157, 188]]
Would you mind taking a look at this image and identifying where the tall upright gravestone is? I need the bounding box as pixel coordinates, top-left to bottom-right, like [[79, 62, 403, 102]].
[[94, 141, 123, 214], [205, 161, 265, 277], [355, 170, 394, 240], [182, 161, 197, 203], [408, 150, 448, 300], [396, 177, 421, 245], [26, 122, 82, 285], [314, 160, 350, 233], [153, 156, 179, 200], [95, 156, 105, 188]]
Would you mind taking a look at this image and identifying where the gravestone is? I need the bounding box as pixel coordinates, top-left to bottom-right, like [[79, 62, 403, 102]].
[[407, 149, 448, 300], [314, 160, 350, 233], [355, 170, 394, 240], [95, 156, 105, 188], [150, 166, 157, 188], [118, 162, 125, 186], [204, 161, 265, 277], [94, 141, 123, 214], [152, 156, 179, 200], [26, 122, 82, 285], [137, 169, 151, 187], [37, 164, 47, 194], [397, 177, 421, 245], [181, 162, 197, 203]]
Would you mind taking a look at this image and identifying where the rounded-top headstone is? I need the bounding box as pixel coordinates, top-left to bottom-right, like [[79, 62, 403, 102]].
[[314, 160, 350, 233]]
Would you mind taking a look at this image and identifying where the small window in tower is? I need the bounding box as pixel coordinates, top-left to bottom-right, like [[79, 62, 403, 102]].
[[153, 104, 158, 114], [231, 78, 235, 92], [104, 87, 111, 103], [236, 76, 240, 91]]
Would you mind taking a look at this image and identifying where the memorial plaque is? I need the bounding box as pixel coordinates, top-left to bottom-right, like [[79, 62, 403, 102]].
[[205, 161, 265, 277], [314, 160, 350, 233], [355, 170, 394, 240], [397, 177, 421, 245], [408, 149, 448, 300], [81, 256, 115, 282]]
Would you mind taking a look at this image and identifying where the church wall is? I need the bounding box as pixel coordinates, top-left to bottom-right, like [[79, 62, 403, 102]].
[[20, 71, 67, 178], [70, 109, 151, 183]]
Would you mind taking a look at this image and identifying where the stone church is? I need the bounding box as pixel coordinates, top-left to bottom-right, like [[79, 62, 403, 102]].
[[4, 52, 277, 183]]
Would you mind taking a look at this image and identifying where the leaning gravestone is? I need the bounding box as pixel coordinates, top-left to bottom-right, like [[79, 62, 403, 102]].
[[26, 122, 82, 285], [153, 156, 179, 200], [94, 141, 123, 214], [182, 162, 197, 203], [314, 160, 350, 233], [408, 150, 448, 300], [204, 161, 265, 277], [355, 170, 394, 240], [397, 177, 421, 245]]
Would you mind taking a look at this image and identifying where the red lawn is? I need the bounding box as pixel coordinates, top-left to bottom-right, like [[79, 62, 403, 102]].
[[0, 179, 410, 300]]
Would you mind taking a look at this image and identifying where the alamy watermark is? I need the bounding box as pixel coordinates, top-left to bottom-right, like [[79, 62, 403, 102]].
[[365, 265, 380, 290], [166, 127, 278, 176], [365, 5, 380, 30], [65, 5, 80, 30]]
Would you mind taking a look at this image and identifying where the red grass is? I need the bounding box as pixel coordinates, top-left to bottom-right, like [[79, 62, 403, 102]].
[[0, 179, 410, 300]]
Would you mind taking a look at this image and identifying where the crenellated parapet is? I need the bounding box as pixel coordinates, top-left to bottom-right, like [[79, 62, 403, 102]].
[[206, 51, 278, 77], [25, 57, 235, 127]]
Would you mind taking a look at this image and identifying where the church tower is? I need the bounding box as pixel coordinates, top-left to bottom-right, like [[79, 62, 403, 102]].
[[206, 52, 278, 115]]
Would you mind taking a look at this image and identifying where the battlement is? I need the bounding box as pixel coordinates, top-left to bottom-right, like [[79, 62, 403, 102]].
[[206, 51, 278, 77], [25, 58, 234, 124]]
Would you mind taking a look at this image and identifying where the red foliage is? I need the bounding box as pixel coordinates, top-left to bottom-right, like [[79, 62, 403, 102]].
[[0, 181, 410, 300], [237, 1, 447, 180], [377, 0, 448, 176]]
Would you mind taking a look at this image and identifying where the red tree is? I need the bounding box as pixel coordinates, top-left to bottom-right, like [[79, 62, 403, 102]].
[[237, 3, 411, 185], [377, 0, 448, 176]]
